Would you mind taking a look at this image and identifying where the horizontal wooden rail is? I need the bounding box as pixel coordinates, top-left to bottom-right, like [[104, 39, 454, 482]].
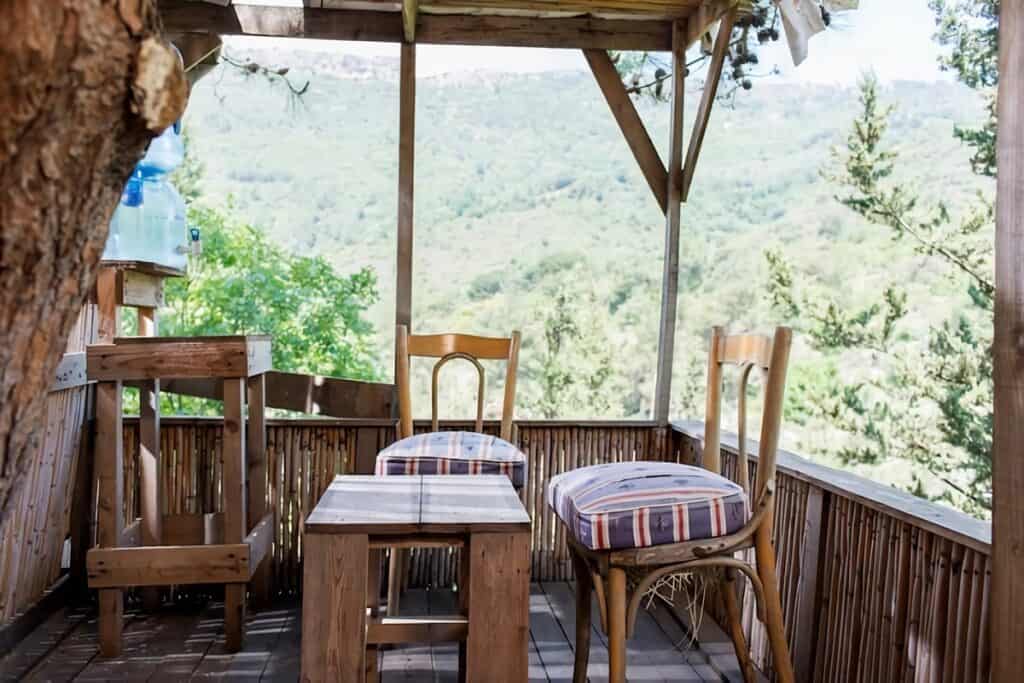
[[366, 616, 469, 645], [671, 420, 991, 552], [154, 370, 398, 420], [162, 512, 223, 545], [86, 544, 251, 588]]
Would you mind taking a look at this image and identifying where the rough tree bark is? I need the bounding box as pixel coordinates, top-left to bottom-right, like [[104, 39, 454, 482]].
[[0, 1, 187, 518]]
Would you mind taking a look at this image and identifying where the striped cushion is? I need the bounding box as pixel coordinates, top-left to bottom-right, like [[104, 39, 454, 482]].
[[547, 462, 748, 551], [375, 431, 526, 489]]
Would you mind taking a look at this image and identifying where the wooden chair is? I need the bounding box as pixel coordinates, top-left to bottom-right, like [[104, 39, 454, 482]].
[[552, 326, 795, 683], [378, 324, 523, 616]]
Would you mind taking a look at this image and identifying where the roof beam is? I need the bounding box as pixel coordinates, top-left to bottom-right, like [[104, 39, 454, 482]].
[[403, 0, 418, 41], [584, 49, 668, 214], [157, 1, 674, 50], [681, 0, 735, 49], [680, 5, 736, 201], [170, 32, 223, 85]]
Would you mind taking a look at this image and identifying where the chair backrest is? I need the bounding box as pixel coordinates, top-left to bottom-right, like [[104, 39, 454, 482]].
[[703, 326, 792, 510], [396, 325, 521, 442]]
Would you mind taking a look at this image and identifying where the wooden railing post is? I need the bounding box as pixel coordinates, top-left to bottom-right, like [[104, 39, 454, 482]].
[[992, 2, 1023, 680]]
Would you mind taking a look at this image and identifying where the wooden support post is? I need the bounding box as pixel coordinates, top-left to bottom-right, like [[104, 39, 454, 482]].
[[681, 7, 736, 202], [652, 21, 686, 425], [137, 307, 162, 611], [222, 378, 247, 651], [95, 381, 123, 657], [993, 4, 1023, 681], [583, 49, 668, 214], [95, 267, 120, 343], [396, 42, 416, 334], [247, 374, 271, 607]]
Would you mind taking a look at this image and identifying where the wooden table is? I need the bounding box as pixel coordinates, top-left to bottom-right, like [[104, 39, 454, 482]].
[[301, 475, 531, 682]]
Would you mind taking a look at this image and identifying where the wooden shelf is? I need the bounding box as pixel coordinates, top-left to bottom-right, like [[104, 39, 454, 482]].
[[98, 259, 186, 279], [87, 335, 272, 381], [95, 260, 186, 310]]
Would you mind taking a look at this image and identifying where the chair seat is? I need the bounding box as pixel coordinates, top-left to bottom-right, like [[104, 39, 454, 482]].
[[375, 431, 527, 488], [547, 462, 749, 551]]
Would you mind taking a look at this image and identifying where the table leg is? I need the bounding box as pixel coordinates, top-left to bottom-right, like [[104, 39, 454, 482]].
[[465, 532, 530, 682], [366, 548, 382, 683], [301, 532, 368, 682], [458, 546, 470, 683]]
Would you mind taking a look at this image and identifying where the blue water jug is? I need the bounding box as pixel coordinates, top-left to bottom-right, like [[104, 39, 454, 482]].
[[102, 172, 144, 261], [138, 121, 189, 269]]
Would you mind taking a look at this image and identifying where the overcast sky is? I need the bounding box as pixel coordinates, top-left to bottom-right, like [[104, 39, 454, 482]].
[[228, 0, 948, 84]]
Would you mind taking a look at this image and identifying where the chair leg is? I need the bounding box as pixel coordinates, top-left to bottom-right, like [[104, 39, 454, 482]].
[[569, 548, 592, 683], [606, 566, 628, 683], [386, 547, 406, 617], [720, 569, 757, 683], [754, 525, 796, 683]]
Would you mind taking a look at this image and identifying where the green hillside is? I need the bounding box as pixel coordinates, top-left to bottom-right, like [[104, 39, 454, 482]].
[[180, 46, 991, 487]]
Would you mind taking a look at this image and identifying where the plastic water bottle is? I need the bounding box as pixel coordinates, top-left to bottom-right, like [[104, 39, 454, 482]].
[[103, 172, 144, 260], [138, 122, 188, 268]]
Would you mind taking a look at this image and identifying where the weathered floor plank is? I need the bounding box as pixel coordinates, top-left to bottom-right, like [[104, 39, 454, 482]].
[[5, 583, 733, 682]]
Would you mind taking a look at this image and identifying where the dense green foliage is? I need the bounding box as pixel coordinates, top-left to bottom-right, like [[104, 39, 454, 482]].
[[176, 42, 989, 510], [930, 0, 999, 176], [766, 75, 993, 515], [754, 0, 1000, 517], [162, 205, 381, 381]]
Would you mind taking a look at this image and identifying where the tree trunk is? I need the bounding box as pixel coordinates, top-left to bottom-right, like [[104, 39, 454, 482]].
[[0, 1, 187, 518]]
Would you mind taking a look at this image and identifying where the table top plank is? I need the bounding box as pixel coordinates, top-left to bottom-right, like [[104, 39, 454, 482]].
[[305, 475, 530, 535], [420, 475, 530, 532]]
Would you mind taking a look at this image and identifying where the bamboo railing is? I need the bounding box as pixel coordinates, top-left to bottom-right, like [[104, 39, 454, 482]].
[[116, 417, 669, 592], [0, 403, 992, 681], [671, 421, 992, 683]]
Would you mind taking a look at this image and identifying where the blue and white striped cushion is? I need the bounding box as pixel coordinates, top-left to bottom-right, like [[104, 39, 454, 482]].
[[547, 462, 748, 551], [375, 431, 526, 489]]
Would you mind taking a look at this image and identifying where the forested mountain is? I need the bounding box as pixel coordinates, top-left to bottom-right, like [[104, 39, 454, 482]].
[[179, 46, 991, 494]]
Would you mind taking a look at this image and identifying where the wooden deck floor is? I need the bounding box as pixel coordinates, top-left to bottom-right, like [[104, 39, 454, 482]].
[[1, 583, 741, 682]]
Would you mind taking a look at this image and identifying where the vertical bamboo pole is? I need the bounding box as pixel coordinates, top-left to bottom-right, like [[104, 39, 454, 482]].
[[652, 21, 686, 424], [993, 4, 1023, 681]]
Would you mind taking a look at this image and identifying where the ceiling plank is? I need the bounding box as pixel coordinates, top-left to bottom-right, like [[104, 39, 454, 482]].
[[158, 1, 674, 50], [403, 0, 418, 40]]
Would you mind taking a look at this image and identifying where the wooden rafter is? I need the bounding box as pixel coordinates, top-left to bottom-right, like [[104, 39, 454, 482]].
[[403, 0, 418, 41], [680, 6, 736, 202], [157, 1, 674, 51], [584, 50, 668, 214]]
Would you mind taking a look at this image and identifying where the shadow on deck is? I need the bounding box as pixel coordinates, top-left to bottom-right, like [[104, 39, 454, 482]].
[[0, 582, 743, 682]]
